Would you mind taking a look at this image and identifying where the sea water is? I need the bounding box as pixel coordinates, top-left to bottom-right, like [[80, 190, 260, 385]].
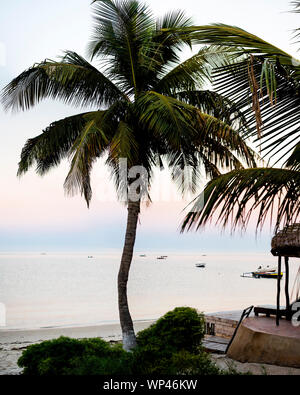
[[0, 252, 299, 330]]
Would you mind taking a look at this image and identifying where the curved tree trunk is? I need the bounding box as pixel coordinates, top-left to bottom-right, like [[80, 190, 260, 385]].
[[118, 197, 140, 351]]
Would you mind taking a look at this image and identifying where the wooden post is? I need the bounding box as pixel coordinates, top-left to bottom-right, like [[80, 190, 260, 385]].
[[276, 256, 282, 326], [284, 256, 290, 320]]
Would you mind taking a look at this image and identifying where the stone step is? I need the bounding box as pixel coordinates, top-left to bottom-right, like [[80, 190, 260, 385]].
[[203, 335, 230, 354]]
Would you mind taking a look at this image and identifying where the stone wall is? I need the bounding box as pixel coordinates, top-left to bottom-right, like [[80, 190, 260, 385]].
[[205, 315, 238, 339]]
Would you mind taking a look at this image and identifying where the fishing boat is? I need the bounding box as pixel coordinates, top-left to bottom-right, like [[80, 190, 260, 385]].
[[195, 262, 206, 268], [241, 265, 282, 279], [256, 265, 277, 273], [252, 271, 283, 279], [157, 256, 167, 260]]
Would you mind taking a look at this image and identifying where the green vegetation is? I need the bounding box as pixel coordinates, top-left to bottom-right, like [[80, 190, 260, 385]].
[[133, 307, 213, 374], [137, 307, 205, 353], [181, 2, 300, 233], [17, 307, 246, 375], [17, 336, 133, 375]]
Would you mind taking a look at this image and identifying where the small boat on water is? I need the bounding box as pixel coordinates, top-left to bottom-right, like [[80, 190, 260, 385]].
[[195, 262, 206, 268], [139, 254, 146, 257], [242, 265, 282, 279], [256, 265, 277, 273], [88, 256, 94, 259], [157, 256, 167, 260], [252, 271, 283, 279]]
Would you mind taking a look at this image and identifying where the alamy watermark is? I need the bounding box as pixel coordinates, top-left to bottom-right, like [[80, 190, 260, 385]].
[[94, 158, 205, 212]]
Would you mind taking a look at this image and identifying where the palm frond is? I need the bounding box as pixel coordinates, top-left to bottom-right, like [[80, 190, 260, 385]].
[[136, 91, 197, 150], [155, 46, 235, 95], [291, 1, 300, 48], [193, 112, 257, 168], [212, 57, 300, 162], [1, 52, 126, 111], [182, 168, 300, 233], [145, 9, 194, 74], [164, 24, 300, 161], [136, 91, 257, 167], [286, 143, 300, 170], [291, 1, 300, 13], [180, 24, 297, 65], [89, 0, 155, 95], [17, 112, 97, 176], [176, 90, 249, 133], [64, 111, 110, 206], [109, 121, 139, 166]]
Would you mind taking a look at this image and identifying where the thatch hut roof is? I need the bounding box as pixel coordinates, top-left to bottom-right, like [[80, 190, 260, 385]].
[[271, 224, 300, 258]]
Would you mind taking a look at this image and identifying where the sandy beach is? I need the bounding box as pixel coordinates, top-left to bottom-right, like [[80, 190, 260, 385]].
[[0, 320, 154, 375], [1, 320, 300, 376]]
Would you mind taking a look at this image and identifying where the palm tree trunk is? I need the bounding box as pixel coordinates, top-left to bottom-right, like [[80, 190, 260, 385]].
[[118, 197, 140, 351]]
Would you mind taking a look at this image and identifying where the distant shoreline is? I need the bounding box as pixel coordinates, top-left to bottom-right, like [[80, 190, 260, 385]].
[[0, 320, 155, 345]]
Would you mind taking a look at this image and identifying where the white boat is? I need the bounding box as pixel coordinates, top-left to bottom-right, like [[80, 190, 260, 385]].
[[241, 265, 282, 279], [255, 265, 276, 273]]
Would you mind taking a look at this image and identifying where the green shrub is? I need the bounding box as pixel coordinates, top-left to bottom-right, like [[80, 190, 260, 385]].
[[132, 307, 207, 374], [168, 350, 221, 375], [18, 307, 242, 375], [17, 336, 133, 375], [137, 307, 205, 354]]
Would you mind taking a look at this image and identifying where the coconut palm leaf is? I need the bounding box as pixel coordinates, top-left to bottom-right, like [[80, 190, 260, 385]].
[[212, 56, 300, 162], [155, 46, 235, 95], [89, 0, 157, 95], [182, 24, 296, 65], [291, 0, 300, 12], [109, 121, 139, 165], [286, 143, 300, 171], [136, 91, 255, 164], [1, 52, 126, 112], [169, 24, 300, 161], [17, 112, 100, 176], [182, 167, 300, 233], [176, 90, 249, 133], [291, 1, 300, 45], [64, 111, 111, 206]]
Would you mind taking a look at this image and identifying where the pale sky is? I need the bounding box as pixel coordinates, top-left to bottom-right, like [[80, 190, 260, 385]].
[[0, 0, 298, 252]]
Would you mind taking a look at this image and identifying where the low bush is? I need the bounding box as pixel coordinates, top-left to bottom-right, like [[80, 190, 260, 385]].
[[132, 306, 208, 374], [18, 307, 242, 375], [137, 307, 205, 354], [18, 336, 133, 375]]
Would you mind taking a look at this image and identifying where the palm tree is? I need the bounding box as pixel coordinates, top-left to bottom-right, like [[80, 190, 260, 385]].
[[1, 0, 256, 350], [181, 2, 300, 233]]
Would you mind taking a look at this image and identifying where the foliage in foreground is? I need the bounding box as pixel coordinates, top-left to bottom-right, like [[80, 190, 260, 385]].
[[17, 336, 133, 375], [17, 307, 244, 375], [133, 306, 213, 374]]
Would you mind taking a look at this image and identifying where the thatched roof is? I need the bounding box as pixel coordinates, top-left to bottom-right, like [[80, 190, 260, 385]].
[[271, 223, 300, 258]]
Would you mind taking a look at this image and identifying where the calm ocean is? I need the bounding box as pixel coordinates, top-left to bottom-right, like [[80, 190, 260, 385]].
[[0, 252, 299, 330]]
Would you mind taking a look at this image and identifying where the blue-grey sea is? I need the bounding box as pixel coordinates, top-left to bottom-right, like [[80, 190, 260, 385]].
[[0, 252, 299, 330]]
